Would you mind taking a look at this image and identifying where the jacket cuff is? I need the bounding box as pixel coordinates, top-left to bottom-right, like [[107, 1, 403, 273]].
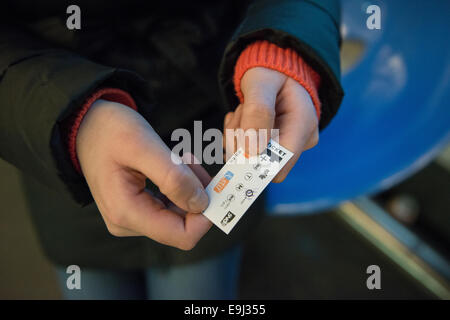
[[66, 88, 137, 173], [233, 40, 322, 120]]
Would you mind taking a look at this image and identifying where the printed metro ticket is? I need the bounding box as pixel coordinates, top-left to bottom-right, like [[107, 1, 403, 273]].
[[202, 139, 293, 234]]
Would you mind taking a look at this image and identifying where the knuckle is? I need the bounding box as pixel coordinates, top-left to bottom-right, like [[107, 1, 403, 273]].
[[177, 237, 198, 251], [108, 210, 126, 227], [305, 130, 319, 150], [106, 224, 126, 237], [97, 200, 119, 225]]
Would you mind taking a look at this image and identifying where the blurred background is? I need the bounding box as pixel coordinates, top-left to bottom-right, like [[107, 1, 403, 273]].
[[1, 0, 449, 299]]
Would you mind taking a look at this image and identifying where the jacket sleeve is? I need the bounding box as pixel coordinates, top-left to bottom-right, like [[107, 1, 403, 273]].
[[0, 22, 152, 205], [219, 0, 344, 130]]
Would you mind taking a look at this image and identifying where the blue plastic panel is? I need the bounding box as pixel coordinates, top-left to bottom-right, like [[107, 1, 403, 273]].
[[267, 0, 450, 214]]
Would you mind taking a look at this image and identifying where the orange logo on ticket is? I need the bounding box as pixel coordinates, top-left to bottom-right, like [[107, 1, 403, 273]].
[[213, 171, 234, 193]]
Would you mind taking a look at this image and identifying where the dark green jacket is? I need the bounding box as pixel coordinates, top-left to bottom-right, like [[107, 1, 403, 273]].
[[0, 0, 343, 269]]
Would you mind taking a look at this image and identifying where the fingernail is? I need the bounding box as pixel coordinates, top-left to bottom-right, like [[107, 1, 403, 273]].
[[188, 187, 209, 212]]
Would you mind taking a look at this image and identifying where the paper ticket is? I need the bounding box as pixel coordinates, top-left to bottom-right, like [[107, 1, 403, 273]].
[[202, 139, 293, 234]]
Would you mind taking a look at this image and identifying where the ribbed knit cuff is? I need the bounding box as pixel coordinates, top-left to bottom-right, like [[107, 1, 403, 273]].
[[67, 88, 138, 173], [233, 40, 322, 120]]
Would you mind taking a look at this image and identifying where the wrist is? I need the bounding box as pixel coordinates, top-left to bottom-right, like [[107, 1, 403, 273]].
[[66, 88, 137, 173]]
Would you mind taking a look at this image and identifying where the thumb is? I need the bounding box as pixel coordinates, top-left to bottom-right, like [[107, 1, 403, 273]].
[[239, 67, 284, 154]]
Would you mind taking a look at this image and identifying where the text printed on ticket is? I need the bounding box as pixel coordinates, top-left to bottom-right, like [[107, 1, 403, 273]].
[[202, 139, 293, 234]]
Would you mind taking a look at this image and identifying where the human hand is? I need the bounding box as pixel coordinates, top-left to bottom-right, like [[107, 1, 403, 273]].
[[224, 67, 319, 182], [76, 99, 212, 250]]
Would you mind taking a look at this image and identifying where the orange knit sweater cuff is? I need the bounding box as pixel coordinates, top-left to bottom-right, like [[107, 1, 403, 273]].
[[233, 40, 322, 120]]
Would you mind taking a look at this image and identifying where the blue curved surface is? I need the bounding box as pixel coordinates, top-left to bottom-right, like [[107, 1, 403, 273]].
[[267, 0, 450, 214]]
